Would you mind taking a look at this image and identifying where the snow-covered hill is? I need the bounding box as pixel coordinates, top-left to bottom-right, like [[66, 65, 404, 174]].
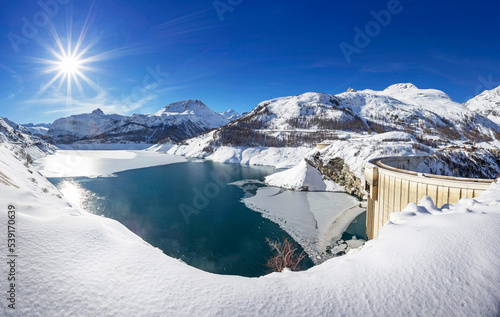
[[46, 100, 229, 145], [464, 85, 500, 126]]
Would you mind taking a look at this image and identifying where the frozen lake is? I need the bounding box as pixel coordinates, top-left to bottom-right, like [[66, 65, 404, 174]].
[[34, 150, 186, 177]]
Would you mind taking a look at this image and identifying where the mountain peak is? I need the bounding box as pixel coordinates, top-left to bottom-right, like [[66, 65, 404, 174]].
[[220, 109, 241, 121], [92, 108, 104, 115], [464, 85, 500, 125], [161, 100, 207, 113], [385, 83, 418, 91], [152, 100, 229, 128], [346, 87, 357, 92]]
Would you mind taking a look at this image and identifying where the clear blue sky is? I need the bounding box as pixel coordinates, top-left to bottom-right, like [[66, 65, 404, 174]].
[[1, 0, 499, 124]]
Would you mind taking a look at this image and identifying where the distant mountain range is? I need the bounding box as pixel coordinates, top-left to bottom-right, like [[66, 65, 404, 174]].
[[43, 100, 239, 145], [21, 123, 52, 137]]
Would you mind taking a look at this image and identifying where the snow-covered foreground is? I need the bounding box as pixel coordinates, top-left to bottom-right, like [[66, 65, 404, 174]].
[[243, 186, 365, 262], [1, 143, 499, 316], [33, 150, 186, 178]]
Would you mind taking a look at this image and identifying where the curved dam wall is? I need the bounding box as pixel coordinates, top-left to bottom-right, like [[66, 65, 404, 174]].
[[365, 156, 494, 239]]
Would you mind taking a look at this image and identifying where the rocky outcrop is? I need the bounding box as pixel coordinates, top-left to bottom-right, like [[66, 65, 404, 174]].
[[415, 148, 500, 179], [306, 153, 363, 197]]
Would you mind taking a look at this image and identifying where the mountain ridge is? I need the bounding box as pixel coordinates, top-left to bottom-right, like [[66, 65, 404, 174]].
[[45, 100, 231, 145]]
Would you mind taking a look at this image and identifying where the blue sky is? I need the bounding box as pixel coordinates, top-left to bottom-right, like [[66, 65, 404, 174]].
[[1, 0, 499, 124]]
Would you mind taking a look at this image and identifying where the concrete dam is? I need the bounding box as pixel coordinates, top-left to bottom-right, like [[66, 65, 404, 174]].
[[364, 155, 495, 239]]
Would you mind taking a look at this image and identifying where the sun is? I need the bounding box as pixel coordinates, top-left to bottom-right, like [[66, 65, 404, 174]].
[[57, 55, 82, 76], [35, 28, 101, 101]]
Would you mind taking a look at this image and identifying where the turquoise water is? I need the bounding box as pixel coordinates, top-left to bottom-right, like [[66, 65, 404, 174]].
[[49, 161, 315, 277]]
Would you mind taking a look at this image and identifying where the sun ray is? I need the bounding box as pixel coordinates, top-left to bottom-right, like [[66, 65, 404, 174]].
[[36, 71, 65, 97], [74, 69, 101, 92], [72, 72, 85, 97], [74, 1, 96, 56]]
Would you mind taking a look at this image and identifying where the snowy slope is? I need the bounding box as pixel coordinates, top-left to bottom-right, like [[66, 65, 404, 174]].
[[167, 130, 313, 169], [1, 117, 33, 135], [0, 140, 499, 316], [46, 100, 229, 145], [464, 85, 500, 125], [264, 159, 344, 192]]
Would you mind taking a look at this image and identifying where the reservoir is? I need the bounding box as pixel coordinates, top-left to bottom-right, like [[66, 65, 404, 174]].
[[48, 160, 315, 277], [42, 152, 365, 277]]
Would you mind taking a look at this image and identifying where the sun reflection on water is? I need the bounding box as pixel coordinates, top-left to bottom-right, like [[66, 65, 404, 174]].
[[57, 179, 97, 213]]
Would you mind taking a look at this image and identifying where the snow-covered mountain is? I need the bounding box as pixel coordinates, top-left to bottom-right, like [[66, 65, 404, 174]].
[[220, 109, 241, 121], [21, 123, 52, 136], [45, 100, 229, 145], [170, 84, 500, 155], [154, 100, 229, 127], [0, 117, 56, 161], [168, 84, 500, 194], [464, 85, 500, 126]]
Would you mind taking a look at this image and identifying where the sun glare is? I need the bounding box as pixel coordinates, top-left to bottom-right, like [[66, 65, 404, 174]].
[[57, 55, 82, 75]]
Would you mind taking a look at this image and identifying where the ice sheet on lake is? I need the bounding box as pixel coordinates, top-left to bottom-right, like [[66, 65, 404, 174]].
[[243, 186, 365, 262], [34, 150, 187, 178]]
